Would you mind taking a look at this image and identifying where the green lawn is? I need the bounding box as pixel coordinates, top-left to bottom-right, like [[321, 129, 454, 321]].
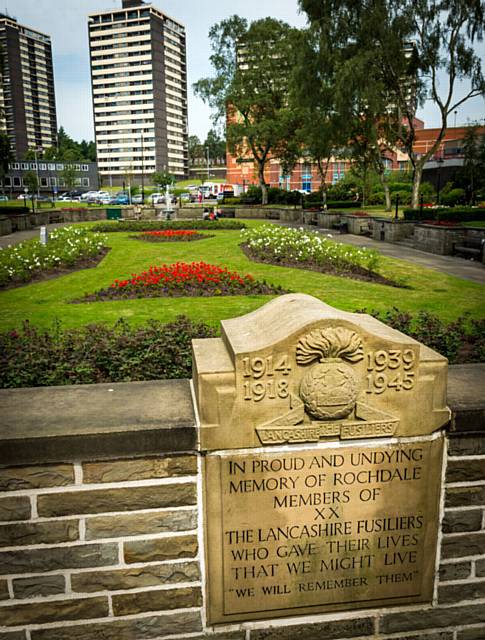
[[1, 220, 484, 331]]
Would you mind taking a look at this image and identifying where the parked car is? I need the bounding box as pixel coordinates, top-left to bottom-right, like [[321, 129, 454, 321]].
[[95, 191, 111, 204], [17, 194, 29, 199], [132, 194, 143, 204], [109, 195, 129, 205], [150, 192, 163, 204], [0, 195, 8, 202], [80, 191, 99, 202]]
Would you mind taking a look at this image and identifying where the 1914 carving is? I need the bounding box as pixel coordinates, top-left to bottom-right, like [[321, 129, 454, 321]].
[[193, 294, 449, 451]]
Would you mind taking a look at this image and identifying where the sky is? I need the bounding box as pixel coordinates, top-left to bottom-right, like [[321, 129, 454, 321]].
[[4, 0, 485, 143]]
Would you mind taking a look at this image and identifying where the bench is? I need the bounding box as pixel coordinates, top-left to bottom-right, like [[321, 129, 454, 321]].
[[453, 237, 485, 260]]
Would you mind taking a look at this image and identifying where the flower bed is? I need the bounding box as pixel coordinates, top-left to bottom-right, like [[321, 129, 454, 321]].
[[91, 220, 246, 233], [0, 226, 108, 288], [74, 261, 286, 302], [131, 230, 212, 242], [241, 224, 400, 286]]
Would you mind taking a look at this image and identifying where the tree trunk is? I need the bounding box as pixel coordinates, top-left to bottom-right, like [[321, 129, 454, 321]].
[[377, 170, 391, 212], [411, 161, 424, 209], [257, 162, 268, 205]]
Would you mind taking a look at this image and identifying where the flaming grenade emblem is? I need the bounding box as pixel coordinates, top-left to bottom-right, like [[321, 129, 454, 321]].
[[296, 327, 364, 420]]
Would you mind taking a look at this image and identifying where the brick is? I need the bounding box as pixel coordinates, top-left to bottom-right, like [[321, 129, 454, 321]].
[[0, 464, 74, 491], [476, 559, 485, 577], [124, 534, 198, 563], [0, 596, 108, 627], [0, 520, 78, 547], [446, 485, 485, 508], [83, 455, 197, 483], [0, 579, 9, 600], [30, 611, 202, 640], [71, 560, 199, 593], [448, 437, 485, 457], [458, 627, 485, 640], [0, 543, 118, 574], [112, 585, 201, 616], [37, 482, 196, 517], [439, 580, 485, 603], [380, 603, 485, 634], [251, 618, 375, 639], [85, 508, 196, 540], [0, 496, 30, 522], [439, 561, 472, 582], [442, 510, 483, 533], [441, 533, 485, 559], [13, 575, 65, 599], [446, 458, 485, 483]]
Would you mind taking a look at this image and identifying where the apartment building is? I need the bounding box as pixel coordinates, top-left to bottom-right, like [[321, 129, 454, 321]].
[[88, 0, 188, 184], [0, 13, 57, 157]]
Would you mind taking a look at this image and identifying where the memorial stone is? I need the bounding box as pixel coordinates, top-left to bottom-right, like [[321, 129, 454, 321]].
[[193, 294, 450, 625]]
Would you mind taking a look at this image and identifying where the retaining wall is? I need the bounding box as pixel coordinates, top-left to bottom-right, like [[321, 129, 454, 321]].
[[0, 366, 484, 639]]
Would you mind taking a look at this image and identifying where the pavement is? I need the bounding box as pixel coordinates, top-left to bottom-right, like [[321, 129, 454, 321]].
[[1, 220, 484, 285]]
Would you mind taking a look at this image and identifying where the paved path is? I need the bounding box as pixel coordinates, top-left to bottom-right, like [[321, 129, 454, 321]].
[[1, 220, 484, 285], [280, 223, 485, 285]]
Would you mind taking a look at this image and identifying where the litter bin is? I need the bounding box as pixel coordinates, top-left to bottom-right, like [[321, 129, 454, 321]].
[[107, 208, 122, 220]]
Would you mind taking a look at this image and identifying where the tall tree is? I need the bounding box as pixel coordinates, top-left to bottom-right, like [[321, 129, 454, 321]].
[[188, 135, 204, 164], [61, 165, 78, 192], [204, 128, 226, 161], [0, 132, 13, 188], [195, 16, 299, 204], [151, 171, 174, 189], [299, 0, 485, 208]]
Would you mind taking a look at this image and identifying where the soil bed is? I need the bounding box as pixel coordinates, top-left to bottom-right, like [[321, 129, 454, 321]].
[[130, 231, 213, 242], [240, 243, 406, 288], [0, 248, 110, 291]]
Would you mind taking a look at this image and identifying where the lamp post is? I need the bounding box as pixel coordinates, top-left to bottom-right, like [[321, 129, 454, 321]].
[[436, 157, 444, 205], [140, 133, 145, 204], [206, 147, 210, 180]]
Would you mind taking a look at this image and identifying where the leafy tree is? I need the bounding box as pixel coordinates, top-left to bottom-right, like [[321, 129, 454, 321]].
[[204, 128, 226, 160], [23, 170, 38, 194], [61, 165, 78, 192], [0, 132, 13, 187], [151, 171, 174, 189], [299, 0, 485, 208], [195, 16, 300, 204], [188, 135, 204, 164]]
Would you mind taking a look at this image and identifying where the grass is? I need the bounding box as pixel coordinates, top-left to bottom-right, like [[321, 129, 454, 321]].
[[0, 219, 484, 331]]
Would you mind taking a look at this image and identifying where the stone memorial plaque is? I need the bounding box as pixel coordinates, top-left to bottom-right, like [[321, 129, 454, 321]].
[[204, 437, 443, 623], [193, 294, 449, 451], [193, 295, 450, 624]]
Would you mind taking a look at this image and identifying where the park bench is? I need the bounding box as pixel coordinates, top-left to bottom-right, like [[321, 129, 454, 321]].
[[453, 237, 485, 261]]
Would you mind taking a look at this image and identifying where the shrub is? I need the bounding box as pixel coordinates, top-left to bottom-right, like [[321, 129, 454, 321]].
[[91, 220, 246, 232], [326, 201, 362, 209], [368, 192, 385, 205], [0, 205, 29, 213], [363, 308, 485, 364], [440, 188, 466, 207], [403, 207, 485, 222], [0, 316, 217, 388]]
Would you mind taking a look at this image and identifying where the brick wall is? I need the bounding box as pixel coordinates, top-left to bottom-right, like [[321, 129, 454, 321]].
[[0, 371, 484, 639]]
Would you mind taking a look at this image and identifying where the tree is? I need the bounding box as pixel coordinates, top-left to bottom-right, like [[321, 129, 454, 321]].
[[0, 132, 13, 189], [23, 170, 38, 195], [188, 135, 204, 164], [151, 171, 174, 189], [195, 16, 300, 204], [61, 164, 78, 192], [204, 128, 226, 161], [299, 0, 485, 208]]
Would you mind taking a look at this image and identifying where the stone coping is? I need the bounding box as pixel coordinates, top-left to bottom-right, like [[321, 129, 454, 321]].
[[0, 366, 483, 466], [0, 380, 196, 465]]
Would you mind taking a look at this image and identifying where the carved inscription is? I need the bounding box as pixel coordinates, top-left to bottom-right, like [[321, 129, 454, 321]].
[[205, 438, 443, 622]]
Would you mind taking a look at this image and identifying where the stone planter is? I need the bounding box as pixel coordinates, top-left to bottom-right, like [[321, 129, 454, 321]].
[[317, 211, 341, 229], [0, 216, 12, 236], [372, 218, 416, 243], [341, 214, 373, 235], [413, 224, 464, 255]]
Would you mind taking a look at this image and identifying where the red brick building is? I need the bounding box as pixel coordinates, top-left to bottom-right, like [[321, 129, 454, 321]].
[[226, 123, 485, 192]]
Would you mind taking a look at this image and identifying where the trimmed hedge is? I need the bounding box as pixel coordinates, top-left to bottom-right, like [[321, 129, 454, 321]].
[[0, 205, 29, 214], [403, 207, 485, 222], [0, 316, 216, 388], [90, 220, 247, 232]]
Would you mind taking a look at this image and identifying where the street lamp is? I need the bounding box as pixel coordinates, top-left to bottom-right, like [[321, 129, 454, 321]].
[[436, 157, 444, 205], [140, 133, 145, 204]]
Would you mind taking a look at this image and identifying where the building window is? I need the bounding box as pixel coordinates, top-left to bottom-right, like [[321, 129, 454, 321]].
[[12, 163, 20, 170], [3, 177, 11, 187], [82, 164, 89, 171], [49, 177, 57, 186], [302, 163, 312, 192], [56, 164, 64, 171], [21, 163, 29, 170], [39, 163, 47, 170], [58, 178, 65, 187], [13, 177, 21, 187], [82, 177, 90, 187], [30, 163, 37, 170], [332, 162, 345, 184], [40, 177, 48, 187], [48, 163, 56, 171]]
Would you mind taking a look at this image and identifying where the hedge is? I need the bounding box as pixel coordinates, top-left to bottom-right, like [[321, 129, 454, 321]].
[[403, 207, 485, 222], [0, 206, 29, 214], [90, 220, 247, 233]]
